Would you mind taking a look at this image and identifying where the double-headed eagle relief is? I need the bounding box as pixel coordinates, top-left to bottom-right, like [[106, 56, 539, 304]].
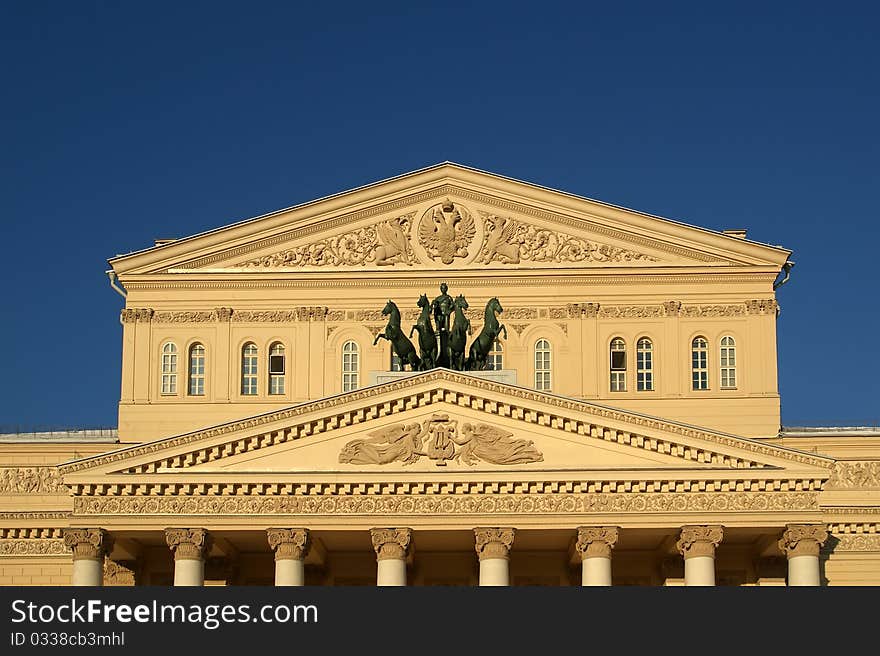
[[418, 199, 476, 264], [338, 413, 544, 467], [373, 283, 507, 373]]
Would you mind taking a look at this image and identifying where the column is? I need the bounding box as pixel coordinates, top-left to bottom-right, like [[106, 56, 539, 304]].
[[474, 527, 515, 586], [63, 528, 113, 586], [165, 528, 211, 586], [575, 526, 619, 586], [370, 528, 412, 586], [267, 528, 310, 586], [676, 525, 723, 586], [778, 524, 828, 586]]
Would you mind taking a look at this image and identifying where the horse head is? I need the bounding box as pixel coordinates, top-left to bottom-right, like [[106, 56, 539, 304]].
[[382, 299, 395, 316], [417, 294, 429, 308], [454, 295, 469, 311], [489, 297, 503, 315]]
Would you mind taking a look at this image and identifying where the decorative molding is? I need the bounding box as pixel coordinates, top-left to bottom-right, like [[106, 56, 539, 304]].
[[676, 525, 723, 559], [104, 559, 135, 586], [120, 308, 153, 323], [0, 511, 71, 521], [575, 526, 619, 559], [174, 184, 730, 271], [234, 307, 328, 322], [598, 305, 663, 319], [153, 311, 216, 323], [62, 528, 112, 561], [72, 492, 820, 516], [745, 299, 778, 315], [0, 539, 67, 556], [0, 528, 64, 539], [165, 528, 211, 560], [0, 467, 65, 494], [477, 212, 656, 265], [266, 528, 310, 561], [60, 371, 832, 476], [237, 213, 418, 268], [681, 304, 746, 318], [474, 527, 515, 560], [830, 534, 880, 552], [778, 524, 828, 558], [370, 528, 412, 560], [338, 414, 543, 467], [828, 461, 880, 489]]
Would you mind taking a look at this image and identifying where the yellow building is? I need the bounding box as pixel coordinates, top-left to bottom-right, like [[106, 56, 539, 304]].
[[2, 163, 878, 586]]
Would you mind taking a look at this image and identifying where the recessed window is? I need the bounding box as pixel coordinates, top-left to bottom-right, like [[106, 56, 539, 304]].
[[692, 337, 709, 390], [610, 338, 626, 392], [636, 338, 653, 391], [188, 344, 205, 396], [720, 336, 736, 389], [161, 342, 177, 395], [487, 340, 503, 371], [342, 340, 359, 392], [269, 342, 285, 395], [534, 339, 551, 391], [241, 343, 258, 395]]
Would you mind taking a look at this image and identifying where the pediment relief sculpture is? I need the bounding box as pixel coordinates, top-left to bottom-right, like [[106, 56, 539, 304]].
[[477, 212, 657, 265], [338, 413, 544, 467], [418, 199, 477, 264]]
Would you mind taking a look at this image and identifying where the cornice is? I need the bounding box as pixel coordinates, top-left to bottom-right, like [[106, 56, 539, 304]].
[[60, 370, 832, 476], [121, 272, 777, 291]]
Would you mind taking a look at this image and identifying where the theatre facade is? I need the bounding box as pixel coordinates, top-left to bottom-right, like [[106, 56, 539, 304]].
[[2, 163, 879, 586]]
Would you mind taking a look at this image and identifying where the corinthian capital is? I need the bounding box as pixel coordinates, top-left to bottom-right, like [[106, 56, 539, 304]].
[[62, 528, 113, 561], [575, 526, 619, 560], [165, 528, 211, 560], [370, 528, 413, 561], [267, 528, 310, 561], [778, 524, 829, 558], [474, 527, 516, 560], [676, 525, 723, 559]]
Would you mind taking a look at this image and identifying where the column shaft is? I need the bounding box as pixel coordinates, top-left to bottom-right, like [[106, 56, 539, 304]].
[[371, 528, 412, 587], [576, 527, 618, 587], [475, 528, 515, 587], [63, 528, 112, 587], [165, 528, 210, 587], [268, 528, 310, 587], [677, 525, 723, 587], [779, 524, 828, 587]]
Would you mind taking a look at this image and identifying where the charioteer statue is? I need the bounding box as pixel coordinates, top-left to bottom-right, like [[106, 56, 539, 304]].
[[375, 282, 506, 373]]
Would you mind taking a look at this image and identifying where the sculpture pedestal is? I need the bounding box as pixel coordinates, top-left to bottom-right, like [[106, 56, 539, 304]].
[[369, 368, 517, 386]]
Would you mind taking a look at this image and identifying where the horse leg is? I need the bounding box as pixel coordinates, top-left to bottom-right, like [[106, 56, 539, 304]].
[[373, 333, 385, 347]]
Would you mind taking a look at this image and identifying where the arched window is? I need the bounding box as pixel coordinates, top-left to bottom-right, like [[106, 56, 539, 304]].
[[161, 342, 178, 394], [610, 338, 626, 392], [188, 344, 205, 396], [636, 338, 653, 391], [692, 337, 709, 390], [241, 343, 258, 395], [487, 340, 503, 371], [534, 339, 551, 391], [342, 340, 359, 392], [720, 336, 736, 389], [269, 342, 285, 395]]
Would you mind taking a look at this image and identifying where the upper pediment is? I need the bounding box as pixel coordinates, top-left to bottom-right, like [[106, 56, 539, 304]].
[[109, 163, 790, 276], [61, 370, 830, 485]]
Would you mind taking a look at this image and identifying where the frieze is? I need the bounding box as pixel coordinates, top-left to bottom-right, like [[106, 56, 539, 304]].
[[59, 370, 833, 475], [72, 492, 819, 516], [477, 212, 657, 265], [338, 414, 544, 467], [0, 467, 65, 494], [745, 299, 778, 315], [598, 305, 664, 319], [0, 528, 64, 539], [681, 304, 747, 318], [233, 307, 328, 322], [828, 461, 880, 489], [120, 308, 153, 323], [237, 213, 417, 268], [830, 534, 880, 552], [0, 539, 67, 556], [153, 311, 217, 323]]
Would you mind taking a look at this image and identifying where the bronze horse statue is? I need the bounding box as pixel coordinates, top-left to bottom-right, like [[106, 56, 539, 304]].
[[467, 297, 507, 371], [409, 294, 437, 370], [374, 300, 420, 371], [448, 294, 471, 371]]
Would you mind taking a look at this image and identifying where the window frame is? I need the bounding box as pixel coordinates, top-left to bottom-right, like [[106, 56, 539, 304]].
[[241, 342, 258, 396], [188, 343, 205, 397], [487, 339, 504, 371], [160, 342, 178, 395], [268, 342, 286, 395], [342, 340, 359, 392], [691, 336, 709, 391], [719, 335, 737, 390], [610, 337, 627, 392], [534, 338, 551, 391], [636, 337, 654, 392]]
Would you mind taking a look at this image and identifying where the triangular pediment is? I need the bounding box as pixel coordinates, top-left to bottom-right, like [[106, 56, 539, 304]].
[[109, 163, 789, 277], [62, 371, 830, 485]]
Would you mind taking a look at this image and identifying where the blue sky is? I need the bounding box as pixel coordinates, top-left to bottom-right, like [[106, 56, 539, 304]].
[[1, 2, 877, 430]]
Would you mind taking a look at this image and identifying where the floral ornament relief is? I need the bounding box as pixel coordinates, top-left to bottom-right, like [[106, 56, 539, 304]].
[[477, 212, 657, 265]]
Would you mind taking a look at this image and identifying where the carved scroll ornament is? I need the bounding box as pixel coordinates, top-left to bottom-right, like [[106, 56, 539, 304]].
[[477, 213, 656, 265], [338, 414, 543, 467]]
